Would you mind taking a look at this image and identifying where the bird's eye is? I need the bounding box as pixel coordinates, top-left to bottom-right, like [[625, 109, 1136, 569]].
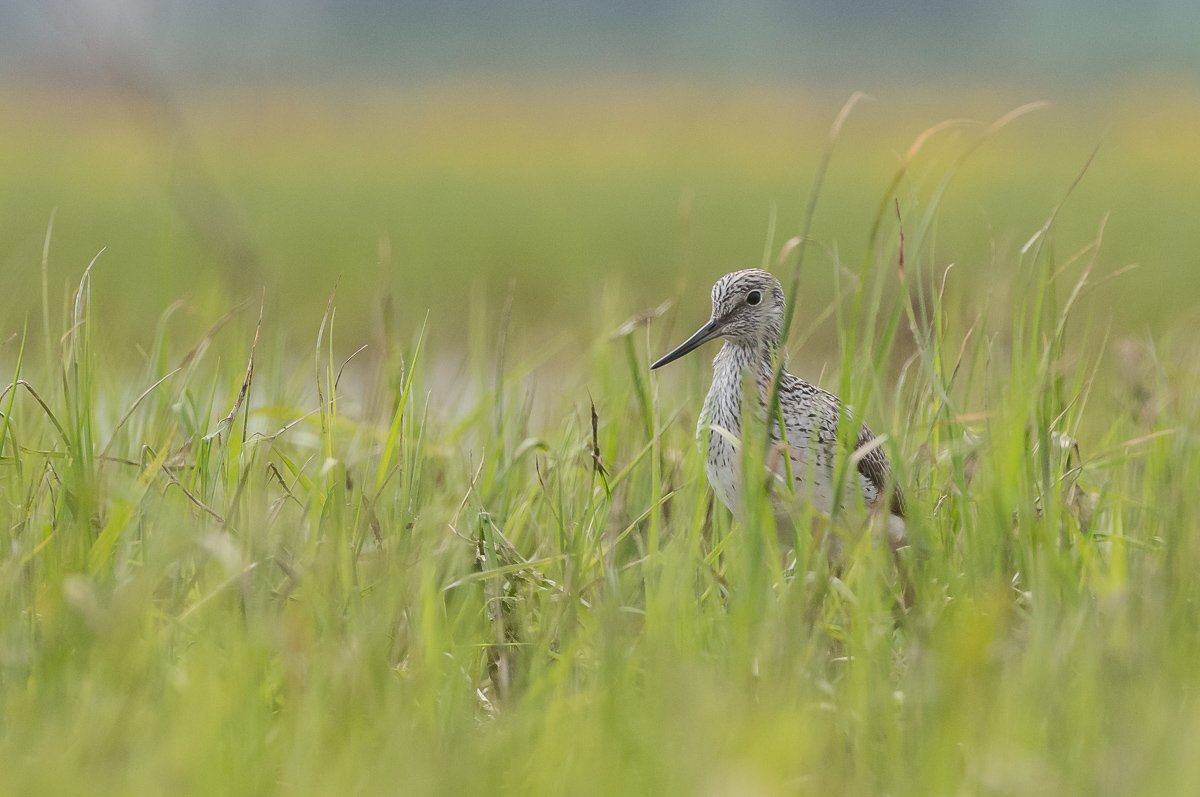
[[746, 290, 762, 306]]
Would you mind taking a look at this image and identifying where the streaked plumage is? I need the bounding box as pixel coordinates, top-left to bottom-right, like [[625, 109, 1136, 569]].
[[651, 268, 905, 544]]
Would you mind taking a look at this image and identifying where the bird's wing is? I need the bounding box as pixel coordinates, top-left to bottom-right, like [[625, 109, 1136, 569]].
[[854, 424, 906, 518], [773, 374, 905, 517]]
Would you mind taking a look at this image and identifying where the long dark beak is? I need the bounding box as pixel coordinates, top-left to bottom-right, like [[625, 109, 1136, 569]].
[[650, 318, 723, 370]]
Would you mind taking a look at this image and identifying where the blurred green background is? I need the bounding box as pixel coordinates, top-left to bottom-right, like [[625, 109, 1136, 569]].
[[1, 2, 1198, 350]]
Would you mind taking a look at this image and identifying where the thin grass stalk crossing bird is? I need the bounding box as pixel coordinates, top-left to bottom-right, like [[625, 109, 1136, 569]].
[[650, 268, 907, 551]]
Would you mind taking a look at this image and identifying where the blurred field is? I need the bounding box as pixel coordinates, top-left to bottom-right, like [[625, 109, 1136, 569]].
[[1, 77, 1200, 796], [2, 79, 1199, 352]]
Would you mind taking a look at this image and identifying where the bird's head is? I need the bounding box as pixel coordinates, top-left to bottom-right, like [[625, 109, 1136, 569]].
[[650, 268, 785, 370]]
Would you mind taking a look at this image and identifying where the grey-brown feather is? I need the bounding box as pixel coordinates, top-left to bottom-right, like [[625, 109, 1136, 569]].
[[855, 426, 905, 518]]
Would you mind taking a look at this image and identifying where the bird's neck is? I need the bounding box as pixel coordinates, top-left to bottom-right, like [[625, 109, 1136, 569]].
[[715, 334, 780, 394]]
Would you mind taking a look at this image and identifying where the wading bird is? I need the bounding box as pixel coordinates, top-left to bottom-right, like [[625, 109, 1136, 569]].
[[650, 268, 906, 549]]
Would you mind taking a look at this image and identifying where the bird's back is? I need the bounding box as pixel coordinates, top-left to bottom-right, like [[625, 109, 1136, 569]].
[[775, 370, 904, 518]]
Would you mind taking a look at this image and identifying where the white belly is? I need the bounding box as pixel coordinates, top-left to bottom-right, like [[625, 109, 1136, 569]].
[[705, 425, 742, 515], [699, 380, 744, 515]]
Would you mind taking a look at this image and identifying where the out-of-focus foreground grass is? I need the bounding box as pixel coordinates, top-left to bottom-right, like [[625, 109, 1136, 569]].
[[1, 80, 1199, 795]]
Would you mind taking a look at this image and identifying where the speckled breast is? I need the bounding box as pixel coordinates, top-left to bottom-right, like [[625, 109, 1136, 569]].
[[698, 347, 751, 515]]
